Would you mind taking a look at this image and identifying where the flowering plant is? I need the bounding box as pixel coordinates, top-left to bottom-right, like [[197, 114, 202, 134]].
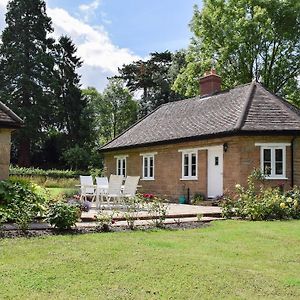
[[143, 193, 154, 199]]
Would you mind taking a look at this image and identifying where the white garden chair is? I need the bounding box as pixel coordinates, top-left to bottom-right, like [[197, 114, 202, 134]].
[[79, 175, 96, 202], [96, 176, 109, 189], [122, 176, 140, 198], [103, 175, 123, 207], [95, 177, 109, 208]]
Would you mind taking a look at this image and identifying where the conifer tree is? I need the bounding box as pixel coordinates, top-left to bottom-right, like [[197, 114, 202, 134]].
[[0, 0, 56, 166], [54, 36, 91, 144]]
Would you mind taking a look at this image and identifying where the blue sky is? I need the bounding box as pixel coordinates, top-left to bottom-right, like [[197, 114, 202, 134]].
[[0, 0, 202, 90]]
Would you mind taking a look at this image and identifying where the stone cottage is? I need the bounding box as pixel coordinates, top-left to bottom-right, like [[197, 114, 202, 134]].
[[0, 101, 23, 180], [100, 70, 300, 200]]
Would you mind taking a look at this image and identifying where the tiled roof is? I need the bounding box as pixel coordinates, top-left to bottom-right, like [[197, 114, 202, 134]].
[[101, 82, 300, 151], [0, 101, 24, 128]]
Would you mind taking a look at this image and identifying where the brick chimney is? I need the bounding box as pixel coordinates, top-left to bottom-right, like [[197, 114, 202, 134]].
[[199, 69, 221, 96]]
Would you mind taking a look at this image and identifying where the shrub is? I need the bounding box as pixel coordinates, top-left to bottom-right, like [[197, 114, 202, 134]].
[[9, 175, 79, 189], [9, 165, 89, 179], [222, 169, 300, 220], [47, 202, 80, 230], [0, 208, 9, 231], [147, 196, 167, 227], [62, 145, 91, 170], [191, 192, 205, 205], [123, 196, 145, 230], [96, 210, 116, 232], [0, 179, 47, 232]]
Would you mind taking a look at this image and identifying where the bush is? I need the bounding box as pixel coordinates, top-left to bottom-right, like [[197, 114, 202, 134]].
[[222, 169, 300, 221], [147, 196, 168, 227], [191, 192, 205, 205], [96, 210, 116, 232], [0, 179, 48, 232], [9, 165, 89, 179], [47, 202, 80, 230], [123, 196, 145, 230]]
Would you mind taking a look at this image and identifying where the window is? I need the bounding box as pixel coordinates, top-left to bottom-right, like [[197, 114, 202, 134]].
[[115, 156, 127, 176], [140, 152, 157, 180], [255, 143, 290, 179], [180, 150, 198, 180]]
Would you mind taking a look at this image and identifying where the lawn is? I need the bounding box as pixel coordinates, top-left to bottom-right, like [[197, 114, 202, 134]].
[[1, 221, 300, 299], [46, 187, 78, 198]]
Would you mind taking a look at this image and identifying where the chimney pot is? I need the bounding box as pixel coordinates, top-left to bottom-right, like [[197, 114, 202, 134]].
[[199, 68, 221, 96]]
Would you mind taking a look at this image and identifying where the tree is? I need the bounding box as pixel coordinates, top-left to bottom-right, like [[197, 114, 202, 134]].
[[173, 0, 300, 104], [54, 36, 93, 145], [116, 50, 186, 117], [95, 79, 138, 144], [0, 0, 56, 166]]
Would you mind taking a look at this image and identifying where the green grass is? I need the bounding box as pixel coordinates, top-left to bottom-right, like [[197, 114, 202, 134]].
[[46, 187, 79, 199], [1, 221, 300, 299]]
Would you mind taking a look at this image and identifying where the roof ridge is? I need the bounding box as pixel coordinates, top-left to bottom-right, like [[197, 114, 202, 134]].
[[255, 82, 300, 119], [159, 82, 253, 108], [234, 80, 256, 130], [0, 101, 24, 124]]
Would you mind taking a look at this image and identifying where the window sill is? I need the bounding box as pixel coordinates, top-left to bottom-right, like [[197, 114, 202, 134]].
[[180, 177, 198, 181], [141, 178, 155, 181], [264, 177, 288, 180]]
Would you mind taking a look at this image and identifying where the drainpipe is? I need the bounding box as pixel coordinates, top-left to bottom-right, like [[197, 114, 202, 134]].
[[291, 137, 295, 187]]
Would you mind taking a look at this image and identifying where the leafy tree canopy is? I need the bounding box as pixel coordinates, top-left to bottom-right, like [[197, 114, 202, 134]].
[[173, 0, 300, 105], [116, 50, 186, 117], [91, 78, 138, 145]]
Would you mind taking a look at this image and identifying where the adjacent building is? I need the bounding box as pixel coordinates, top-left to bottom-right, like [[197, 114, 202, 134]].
[[100, 70, 300, 200], [0, 101, 23, 180]]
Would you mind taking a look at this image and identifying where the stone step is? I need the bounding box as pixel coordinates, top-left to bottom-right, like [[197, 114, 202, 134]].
[[80, 211, 222, 222]]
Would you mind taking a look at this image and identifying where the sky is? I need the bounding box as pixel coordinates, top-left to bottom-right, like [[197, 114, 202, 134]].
[[0, 0, 202, 91]]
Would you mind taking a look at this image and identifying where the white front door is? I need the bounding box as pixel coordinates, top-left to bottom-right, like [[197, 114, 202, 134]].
[[207, 146, 223, 198]]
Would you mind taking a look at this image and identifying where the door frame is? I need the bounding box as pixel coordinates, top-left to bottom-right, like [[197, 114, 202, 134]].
[[207, 145, 224, 198]]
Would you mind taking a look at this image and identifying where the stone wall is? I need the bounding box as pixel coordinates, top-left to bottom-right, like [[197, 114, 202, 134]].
[[104, 135, 295, 201], [0, 129, 12, 180]]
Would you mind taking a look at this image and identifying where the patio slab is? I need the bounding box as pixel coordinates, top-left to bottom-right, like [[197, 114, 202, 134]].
[[81, 203, 222, 222]]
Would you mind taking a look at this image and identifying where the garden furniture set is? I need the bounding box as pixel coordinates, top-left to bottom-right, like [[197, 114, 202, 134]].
[[78, 175, 140, 209]]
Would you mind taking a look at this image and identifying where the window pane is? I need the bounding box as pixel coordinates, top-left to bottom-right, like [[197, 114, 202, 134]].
[[184, 154, 189, 176], [122, 159, 126, 176], [150, 157, 153, 167], [184, 154, 189, 166], [149, 165, 153, 178], [263, 149, 271, 162], [149, 157, 154, 178], [117, 159, 121, 175], [215, 156, 219, 166], [275, 149, 283, 162], [191, 153, 196, 176], [144, 157, 148, 178], [275, 162, 283, 175], [264, 162, 271, 175]]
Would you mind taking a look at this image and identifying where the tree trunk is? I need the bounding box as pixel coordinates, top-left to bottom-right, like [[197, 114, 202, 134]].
[[18, 137, 31, 167]]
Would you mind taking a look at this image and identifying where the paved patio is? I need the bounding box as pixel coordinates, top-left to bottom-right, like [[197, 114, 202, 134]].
[[1, 204, 223, 231], [81, 203, 222, 221]]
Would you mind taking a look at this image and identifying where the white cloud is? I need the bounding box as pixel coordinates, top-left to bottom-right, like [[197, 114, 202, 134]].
[[48, 7, 140, 74], [79, 0, 101, 22], [0, 1, 140, 90], [0, 0, 7, 8], [79, 0, 100, 12]]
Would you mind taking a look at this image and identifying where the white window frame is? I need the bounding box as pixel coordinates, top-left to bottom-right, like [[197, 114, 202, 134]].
[[140, 152, 157, 180], [255, 143, 290, 179], [179, 149, 198, 180], [114, 155, 128, 177]]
